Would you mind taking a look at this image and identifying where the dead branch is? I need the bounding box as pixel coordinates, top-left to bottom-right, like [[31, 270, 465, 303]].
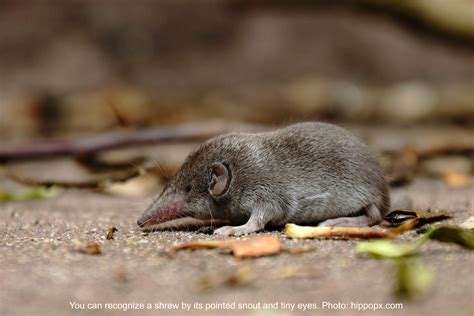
[[7, 168, 147, 189], [0, 121, 267, 162]]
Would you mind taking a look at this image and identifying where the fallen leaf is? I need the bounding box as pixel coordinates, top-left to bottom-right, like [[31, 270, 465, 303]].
[[357, 239, 421, 259], [387, 218, 419, 235], [425, 226, 474, 250], [0, 186, 58, 202], [284, 224, 392, 239], [172, 236, 281, 258], [231, 236, 281, 258], [384, 209, 451, 227], [414, 210, 452, 224], [395, 259, 433, 300], [72, 239, 102, 255], [443, 170, 471, 187], [106, 227, 118, 240], [384, 210, 417, 224], [357, 225, 474, 259]]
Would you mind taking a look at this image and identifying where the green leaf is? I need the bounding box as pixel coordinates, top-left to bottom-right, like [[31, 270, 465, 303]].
[[0, 186, 59, 202], [395, 259, 433, 300], [357, 239, 422, 259], [425, 226, 474, 250], [358, 225, 473, 259]]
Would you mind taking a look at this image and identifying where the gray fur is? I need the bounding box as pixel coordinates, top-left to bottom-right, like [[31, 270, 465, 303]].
[[137, 122, 390, 236]]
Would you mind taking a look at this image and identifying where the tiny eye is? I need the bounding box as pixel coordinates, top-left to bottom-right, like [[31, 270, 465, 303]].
[[185, 185, 192, 193]]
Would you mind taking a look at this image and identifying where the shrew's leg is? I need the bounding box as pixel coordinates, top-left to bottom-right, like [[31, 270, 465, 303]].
[[318, 204, 382, 227], [213, 207, 270, 236]]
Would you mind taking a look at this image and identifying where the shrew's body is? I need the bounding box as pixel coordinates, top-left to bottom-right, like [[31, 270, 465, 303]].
[[137, 122, 390, 236]]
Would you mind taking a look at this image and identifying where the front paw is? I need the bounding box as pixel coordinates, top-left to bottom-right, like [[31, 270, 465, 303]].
[[213, 226, 249, 237]]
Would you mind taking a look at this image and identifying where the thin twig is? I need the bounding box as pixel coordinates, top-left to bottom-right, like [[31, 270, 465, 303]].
[[0, 121, 267, 161], [7, 168, 146, 189]]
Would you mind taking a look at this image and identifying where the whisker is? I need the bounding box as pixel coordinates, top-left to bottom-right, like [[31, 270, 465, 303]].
[[152, 158, 174, 185]]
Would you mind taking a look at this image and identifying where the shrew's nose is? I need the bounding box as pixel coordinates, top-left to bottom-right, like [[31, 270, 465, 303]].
[[137, 217, 147, 228]]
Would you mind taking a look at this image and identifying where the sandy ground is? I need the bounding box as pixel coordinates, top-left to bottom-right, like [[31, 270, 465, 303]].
[[1, 175, 473, 316]]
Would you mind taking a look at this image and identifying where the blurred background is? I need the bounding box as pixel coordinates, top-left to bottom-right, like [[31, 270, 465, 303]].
[[0, 0, 473, 187], [1, 3, 473, 316], [1, 0, 473, 140], [1, 0, 473, 190]]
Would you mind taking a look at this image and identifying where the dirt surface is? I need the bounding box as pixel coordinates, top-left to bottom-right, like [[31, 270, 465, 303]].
[[1, 175, 473, 316]]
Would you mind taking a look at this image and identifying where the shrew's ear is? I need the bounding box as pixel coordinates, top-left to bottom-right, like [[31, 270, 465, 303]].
[[209, 162, 231, 198]]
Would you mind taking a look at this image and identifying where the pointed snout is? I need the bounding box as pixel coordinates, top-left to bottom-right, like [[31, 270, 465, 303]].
[[137, 216, 148, 228], [136, 192, 186, 229]]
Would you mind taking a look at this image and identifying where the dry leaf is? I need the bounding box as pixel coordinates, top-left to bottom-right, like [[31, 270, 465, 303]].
[[172, 236, 281, 258], [384, 210, 416, 225], [72, 239, 102, 255], [284, 224, 392, 239], [443, 170, 471, 187], [173, 239, 232, 251], [106, 227, 118, 240], [384, 209, 451, 227], [388, 218, 419, 235], [231, 236, 281, 258]]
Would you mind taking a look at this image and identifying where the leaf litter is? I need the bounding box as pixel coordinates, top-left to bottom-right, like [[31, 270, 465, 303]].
[[383, 209, 451, 227], [106, 227, 118, 240], [170, 235, 281, 258], [357, 225, 473, 299], [357, 225, 474, 259]]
